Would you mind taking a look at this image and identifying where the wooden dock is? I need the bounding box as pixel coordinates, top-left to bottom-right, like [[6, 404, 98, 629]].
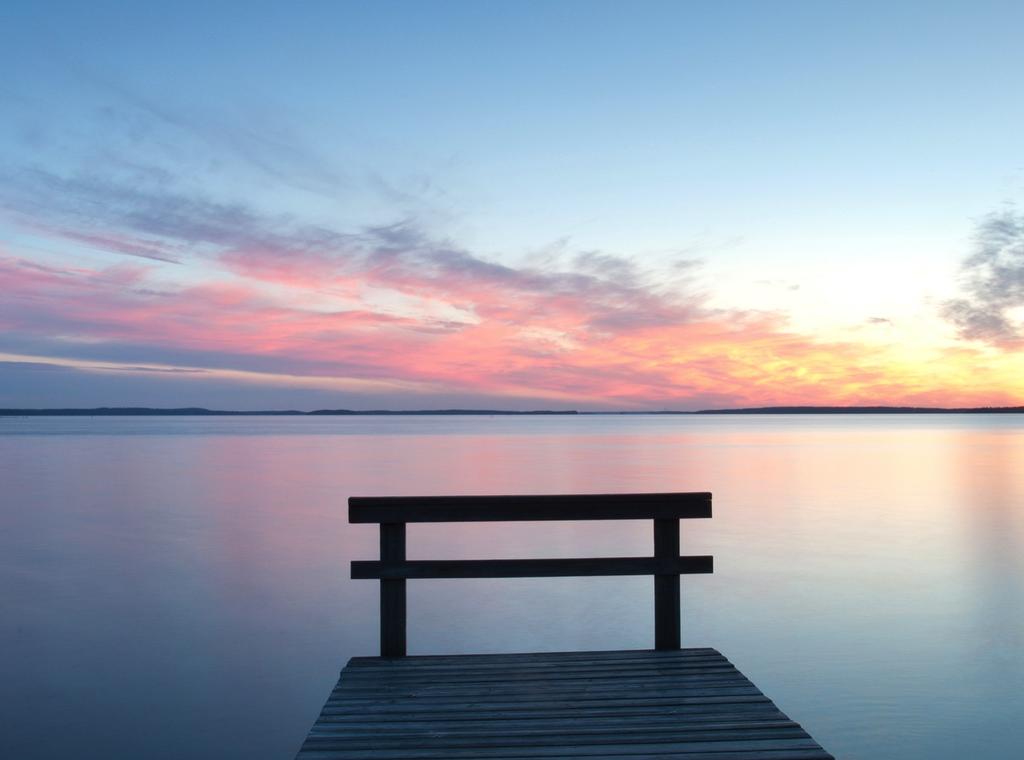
[[296, 493, 833, 759]]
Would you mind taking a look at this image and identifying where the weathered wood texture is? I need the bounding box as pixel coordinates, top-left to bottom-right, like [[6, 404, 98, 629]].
[[296, 648, 834, 759]]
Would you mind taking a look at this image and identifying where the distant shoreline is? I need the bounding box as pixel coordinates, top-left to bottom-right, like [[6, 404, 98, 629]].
[[2, 405, 1024, 416]]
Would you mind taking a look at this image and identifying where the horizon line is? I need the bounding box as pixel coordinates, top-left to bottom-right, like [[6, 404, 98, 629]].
[[3, 404, 1024, 417]]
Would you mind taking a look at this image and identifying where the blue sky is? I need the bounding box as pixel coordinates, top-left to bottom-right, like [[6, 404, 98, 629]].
[[2, 1, 1023, 408]]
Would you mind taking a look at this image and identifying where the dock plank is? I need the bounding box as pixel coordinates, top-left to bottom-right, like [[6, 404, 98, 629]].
[[297, 649, 832, 759]]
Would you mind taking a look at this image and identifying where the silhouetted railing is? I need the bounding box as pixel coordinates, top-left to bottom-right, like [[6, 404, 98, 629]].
[[349, 492, 713, 657]]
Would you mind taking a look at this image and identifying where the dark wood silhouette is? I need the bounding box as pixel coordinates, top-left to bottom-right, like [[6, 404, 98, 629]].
[[295, 492, 834, 759], [350, 492, 712, 657]]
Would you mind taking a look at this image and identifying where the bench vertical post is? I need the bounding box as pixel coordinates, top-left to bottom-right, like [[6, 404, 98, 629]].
[[654, 518, 681, 650], [380, 523, 406, 657]]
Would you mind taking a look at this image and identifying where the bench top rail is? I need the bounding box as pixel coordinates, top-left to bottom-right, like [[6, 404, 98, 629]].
[[349, 491, 711, 523]]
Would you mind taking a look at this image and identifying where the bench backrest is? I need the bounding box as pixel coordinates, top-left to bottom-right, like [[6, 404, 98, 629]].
[[349, 492, 713, 657]]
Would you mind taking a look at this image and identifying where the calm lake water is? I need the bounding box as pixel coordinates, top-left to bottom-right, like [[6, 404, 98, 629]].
[[2, 414, 1023, 759]]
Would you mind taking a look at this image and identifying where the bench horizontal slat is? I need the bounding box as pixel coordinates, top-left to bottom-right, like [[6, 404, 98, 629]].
[[347, 648, 721, 666], [349, 492, 711, 523], [352, 556, 714, 579]]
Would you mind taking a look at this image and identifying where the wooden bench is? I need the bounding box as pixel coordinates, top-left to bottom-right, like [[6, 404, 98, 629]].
[[296, 492, 834, 759]]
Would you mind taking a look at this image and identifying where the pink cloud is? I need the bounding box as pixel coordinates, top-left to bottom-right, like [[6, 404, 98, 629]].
[[4, 249, 1017, 409], [2, 166, 1021, 408]]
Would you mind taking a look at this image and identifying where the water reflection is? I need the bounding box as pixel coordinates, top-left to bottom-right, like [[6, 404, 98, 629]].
[[950, 431, 1024, 758], [2, 415, 1024, 759]]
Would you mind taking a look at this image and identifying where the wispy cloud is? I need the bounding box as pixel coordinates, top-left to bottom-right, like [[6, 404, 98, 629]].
[[57, 67, 348, 196], [4, 77, 1022, 408], [943, 208, 1024, 348], [5, 239, 1015, 410], [0, 165, 708, 338], [5, 159, 1023, 408]]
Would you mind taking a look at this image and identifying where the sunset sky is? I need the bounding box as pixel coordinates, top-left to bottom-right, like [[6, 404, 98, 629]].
[[2, 1, 1024, 409]]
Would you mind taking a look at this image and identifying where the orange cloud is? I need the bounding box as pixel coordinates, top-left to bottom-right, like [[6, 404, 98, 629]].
[[2, 168, 1022, 408], [3, 247, 1022, 409]]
